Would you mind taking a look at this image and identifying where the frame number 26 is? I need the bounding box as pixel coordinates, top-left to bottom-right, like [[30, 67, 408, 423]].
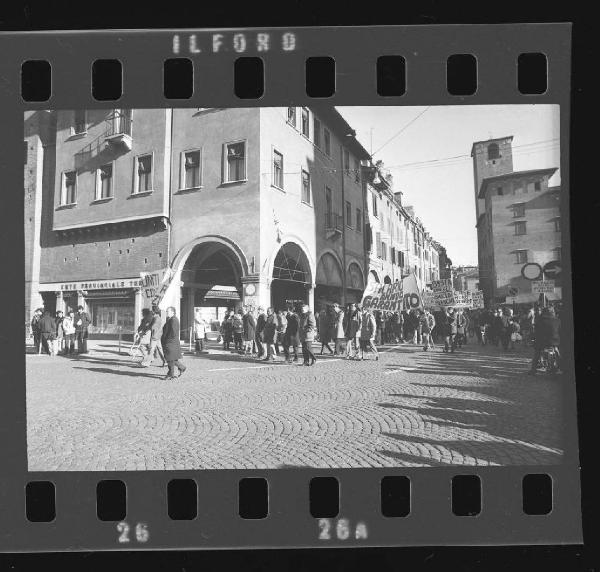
[[318, 518, 368, 541], [117, 521, 150, 544]]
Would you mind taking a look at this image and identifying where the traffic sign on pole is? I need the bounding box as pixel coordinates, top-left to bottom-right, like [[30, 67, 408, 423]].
[[508, 286, 519, 297], [532, 279, 555, 294], [521, 262, 542, 281], [543, 260, 562, 279]]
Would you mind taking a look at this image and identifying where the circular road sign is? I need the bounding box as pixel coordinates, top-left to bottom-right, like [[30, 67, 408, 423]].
[[543, 260, 562, 279], [521, 262, 542, 281]]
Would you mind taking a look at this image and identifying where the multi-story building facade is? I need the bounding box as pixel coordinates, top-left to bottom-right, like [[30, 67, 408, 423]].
[[363, 161, 442, 289], [29, 106, 371, 337], [453, 265, 479, 292], [472, 136, 561, 305]]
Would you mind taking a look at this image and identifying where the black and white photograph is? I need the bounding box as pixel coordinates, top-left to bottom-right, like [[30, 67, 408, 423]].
[[24, 104, 565, 471]]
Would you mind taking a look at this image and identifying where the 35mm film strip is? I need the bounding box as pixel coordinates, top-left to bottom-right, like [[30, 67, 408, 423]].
[[0, 24, 580, 552]]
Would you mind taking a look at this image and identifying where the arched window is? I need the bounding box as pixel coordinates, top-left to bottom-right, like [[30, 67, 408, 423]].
[[487, 143, 500, 160]]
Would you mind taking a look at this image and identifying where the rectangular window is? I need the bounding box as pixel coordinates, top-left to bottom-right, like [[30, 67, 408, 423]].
[[391, 247, 396, 265], [301, 107, 310, 137], [372, 193, 378, 217], [513, 203, 525, 217], [183, 149, 202, 189], [554, 217, 561, 232], [225, 141, 246, 183], [73, 110, 87, 135], [376, 232, 382, 258], [354, 158, 360, 183], [497, 186, 504, 196], [287, 106, 296, 127], [24, 141, 27, 164], [96, 163, 113, 200], [514, 221, 527, 235], [325, 186, 332, 216], [343, 149, 350, 173], [324, 128, 331, 156], [381, 242, 387, 261], [356, 208, 362, 232], [136, 155, 153, 193], [515, 250, 528, 264], [553, 247, 562, 261], [272, 150, 284, 189], [345, 200, 352, 227], [301, 169, 311, 204], [61, 171, 77, 205], [534, 181, 541, 191], [527, 182, 535, 192], [313, 117, 321, 148]]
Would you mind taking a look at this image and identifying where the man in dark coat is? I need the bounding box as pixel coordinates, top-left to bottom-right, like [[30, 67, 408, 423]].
[[75, 305, 91, 354], [283, 305, 301, 362], [255, 307, 267, 358], [529, 307, 561, 375], [161, 306, 186, 380], [38, 310, 56, 355], [30, 308, 42, 353], [242, 307, 257, 355]]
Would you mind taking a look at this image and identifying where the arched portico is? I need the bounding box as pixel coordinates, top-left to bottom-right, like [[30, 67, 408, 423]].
[[268, 240, 314, 311]]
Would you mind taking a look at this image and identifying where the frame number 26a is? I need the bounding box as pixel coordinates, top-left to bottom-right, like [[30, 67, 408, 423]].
[[318, 518, 368, 541]]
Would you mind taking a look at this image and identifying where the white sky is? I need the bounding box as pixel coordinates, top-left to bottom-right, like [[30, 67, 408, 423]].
[[338, 105, 561, 266]]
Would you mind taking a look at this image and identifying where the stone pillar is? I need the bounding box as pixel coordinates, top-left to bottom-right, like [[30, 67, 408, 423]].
[[186, 287, 195, 342], [308, 283, 315, 311]]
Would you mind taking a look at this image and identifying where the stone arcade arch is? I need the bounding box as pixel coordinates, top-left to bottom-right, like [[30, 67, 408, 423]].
[[269, 241, 313, 311]]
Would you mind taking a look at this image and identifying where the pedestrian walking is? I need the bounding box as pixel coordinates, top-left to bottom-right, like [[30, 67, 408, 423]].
[[255, 307, 267, 358], [53, 310, 65, 356], [136, 309, 153, 366], [142, 308, 166, 367], [242, 307, 257, 356], [500, 308, 512, 352], [61, 310, 76, 355], [420, 309, 436, 351], [282, 305, 300, 363], [275, 309, 288, 356], [442, 307, 456, 353], [232, 310, 244, 352], [455, 308, 467, 348], [317, 305, 334, 355], [393, 311, 404, 343], [343, 302, 361, 359], [262, 307, 278, 361], [359, 307, 379, 360], [332, 302, 345, 355], [161, 306, 186, 380], [74, 305, 90, 354], [299, 303, 317, 366], [220, 310, 234, 351], [193, 309, 208, 354], [30, 308, 43, 354], [38, 310, 56, 356]]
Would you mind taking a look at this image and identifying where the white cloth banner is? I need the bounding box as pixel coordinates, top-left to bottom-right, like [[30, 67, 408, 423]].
[[360, 274, 422, 312], [140, 268, 174, 310]]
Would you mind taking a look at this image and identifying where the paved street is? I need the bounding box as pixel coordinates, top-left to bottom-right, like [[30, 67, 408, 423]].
[[26, 338, 564, 470]]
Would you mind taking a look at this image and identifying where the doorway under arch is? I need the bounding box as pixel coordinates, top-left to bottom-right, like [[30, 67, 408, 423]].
[[384, 275, 392, 285], [270, 241, 312, 311]]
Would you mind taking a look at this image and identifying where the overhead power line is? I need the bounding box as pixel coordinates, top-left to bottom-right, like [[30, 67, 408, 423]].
[[371, 107, 432, 156]]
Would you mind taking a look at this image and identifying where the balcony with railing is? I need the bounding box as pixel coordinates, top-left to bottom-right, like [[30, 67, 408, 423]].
[[104, 110, 133, 151], [324, 212, 343, 238]]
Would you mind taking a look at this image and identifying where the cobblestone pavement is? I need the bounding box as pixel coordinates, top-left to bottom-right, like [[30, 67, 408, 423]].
[[26, 338, 564, 470]]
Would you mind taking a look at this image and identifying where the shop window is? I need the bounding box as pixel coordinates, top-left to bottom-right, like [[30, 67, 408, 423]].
[[272, 150, 284, 189], [224, 141, 246, 183], [61, 171, 77, 205]]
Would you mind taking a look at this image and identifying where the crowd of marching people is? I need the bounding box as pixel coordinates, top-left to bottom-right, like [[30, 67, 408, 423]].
[[30, 297, 561, 379]]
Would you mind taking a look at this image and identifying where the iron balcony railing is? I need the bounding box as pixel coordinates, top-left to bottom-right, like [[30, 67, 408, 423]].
[[105, 110, 132, 138]]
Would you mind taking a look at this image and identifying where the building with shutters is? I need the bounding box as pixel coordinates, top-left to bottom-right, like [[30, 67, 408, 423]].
[[28, 106, 371, 338], [472, 136, 562, 306], [363, 160, 443, 290]]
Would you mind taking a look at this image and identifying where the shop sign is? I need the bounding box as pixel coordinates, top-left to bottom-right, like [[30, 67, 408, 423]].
[[52, 279, 142, 291]]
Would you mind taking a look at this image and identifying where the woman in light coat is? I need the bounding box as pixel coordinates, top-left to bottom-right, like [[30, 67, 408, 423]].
[[359, 308, 379, 360], [332, 303, 345, 355], [299, 303, 317, 366]]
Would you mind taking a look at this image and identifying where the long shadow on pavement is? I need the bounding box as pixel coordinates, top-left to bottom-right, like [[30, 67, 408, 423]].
[[72, 366, 164, 379]]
